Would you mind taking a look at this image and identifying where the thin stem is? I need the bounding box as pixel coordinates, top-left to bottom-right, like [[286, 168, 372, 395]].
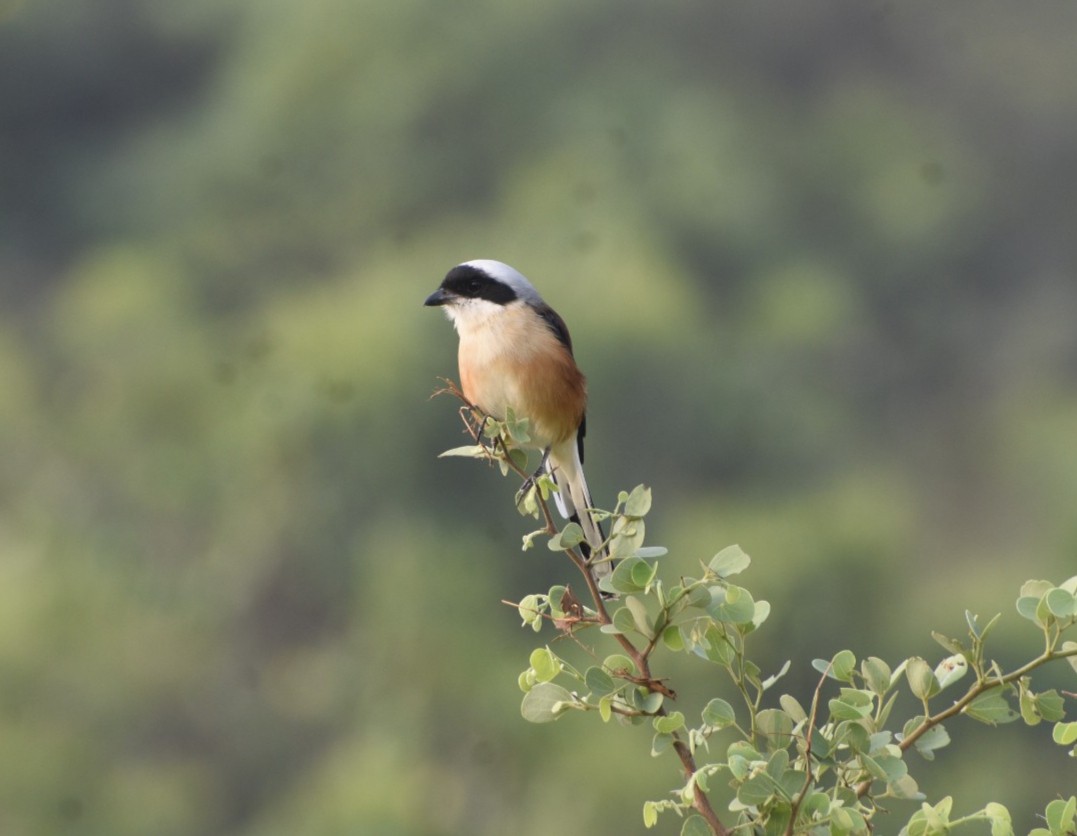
[[786, 666, 832, 835]]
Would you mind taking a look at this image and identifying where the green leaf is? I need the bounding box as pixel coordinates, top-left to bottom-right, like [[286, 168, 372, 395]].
[[708, 544, 751, 577], [736, 773, 774, 806], [661, 623, 684, 652], [518, 594, 541, 628], [829, 804, 868, 834], [875, 751, 908, 783], [630, 558, 659, 590], [756, 708, 796, 750], [761, 658, 791, 691], [1016, 595, 1043, 624], [765, 748, 790, 780], [521, 529, 544, 551], [831, 649, 857, 681], [520, 682, 575, 723], [877, 691, 900, 728], [642, 800, 658, 828], [929, 796, 954, 827], [1027, 689, 1066, 727], [889, 774, 924, 801], [608, 556, 650, 593], [779, 694, 808, 723], [1052, 721, 1077, 745], [598, 695, 613, 723], [529, 647, 560, 683], [830, 806, 854, 833], [681, 815, 711, 836], [812, 649, 856, 682], [931, 631, 966, 657], [610, 516, 646, 559], [611, 605, 636, 635], [828, 689, 874, 721], [623, 484, 653, 517], [1045, 587, 1077, 617], [503, 447, 527, 474], [516, 483, 540, 516], [1017, 580, 1055, 626], [651, 731, 673, 756], [683, 584, 711, 609], [639, 689, 664, 714], [838, 720, 871, 753], [801, 791, 830, 818], [547, 522, 584, 551], [727, 754, 750, 781], [933, 654, 968, 691], [702, 698, 736, 729], [585, 666, 615, 696], [709, 584, 756, 625], [985, 802, 1013, 836], [976, 612, 1003, 642], [905, 657, 938, 700], [634, 546, 668, 559], [502, 409, 531, 444], [910, 724, 950, 761], [437, 444, 489, 458], [702, 624, 736, 666], [1063, 641, 1077, 675], [1036, 594, 1055, 626], [1019, 684, 1039, 725], [1044, 797, 1076, 835], [749, 598, 771, 630], [603, 654, 637, 677], [964, 688, 1019, 725], [654, 711, 685, 734], [1020, 579, 1055, 598], [862, 656, 892, 697], [763, 802, 793, 836], [858, 752, 888, 781], [625, 595, 654, 638]]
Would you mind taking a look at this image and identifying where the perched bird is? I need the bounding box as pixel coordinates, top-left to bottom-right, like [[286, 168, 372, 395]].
[[425, 259, 608, 576]]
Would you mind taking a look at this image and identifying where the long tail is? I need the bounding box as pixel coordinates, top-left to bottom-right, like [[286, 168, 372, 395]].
[[548, 439, 609, 579]]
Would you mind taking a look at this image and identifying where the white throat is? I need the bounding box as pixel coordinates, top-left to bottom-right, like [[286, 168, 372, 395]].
[[442, 297, 512, 338]]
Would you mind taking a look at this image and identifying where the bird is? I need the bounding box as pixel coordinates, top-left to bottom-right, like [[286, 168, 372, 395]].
[[424, 259, 609, 577]]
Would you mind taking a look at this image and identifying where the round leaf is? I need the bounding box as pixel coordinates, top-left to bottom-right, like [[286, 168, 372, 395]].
[[708, 544, 751, 577], [702, 698, 736, 729], [905, 657, 938, 700], [529, 647, 560, 683], [521, 682, 575, 723], [623, 484, 653, 517]]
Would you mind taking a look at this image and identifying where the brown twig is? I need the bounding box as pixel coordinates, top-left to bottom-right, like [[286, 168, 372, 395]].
[[854, 644, 1077, 799]]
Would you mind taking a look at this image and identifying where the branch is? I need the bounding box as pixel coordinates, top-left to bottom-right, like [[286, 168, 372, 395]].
[[855, 644, 1077, 798], [437, 382, 728, 834]]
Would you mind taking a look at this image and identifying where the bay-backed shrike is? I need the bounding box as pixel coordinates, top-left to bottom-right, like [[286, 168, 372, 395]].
[[425, 259, 609, 577]]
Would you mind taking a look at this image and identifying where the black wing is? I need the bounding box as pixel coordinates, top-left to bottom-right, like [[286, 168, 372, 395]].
[[535, 302, 587, 463], [535, 303, 574, 354]]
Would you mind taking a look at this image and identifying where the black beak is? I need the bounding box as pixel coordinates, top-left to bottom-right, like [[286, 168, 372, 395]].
[[424, 287, 451, 307]]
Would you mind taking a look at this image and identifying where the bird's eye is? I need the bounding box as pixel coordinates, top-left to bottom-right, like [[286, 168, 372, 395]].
[[467, 280, 481, 294]]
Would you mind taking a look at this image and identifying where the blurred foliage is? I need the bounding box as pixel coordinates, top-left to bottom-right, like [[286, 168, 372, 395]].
[[0, 0, 1075, 833]]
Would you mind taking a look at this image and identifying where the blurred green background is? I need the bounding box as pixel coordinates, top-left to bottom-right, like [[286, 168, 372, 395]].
[[2, 1, 1076, 833]]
